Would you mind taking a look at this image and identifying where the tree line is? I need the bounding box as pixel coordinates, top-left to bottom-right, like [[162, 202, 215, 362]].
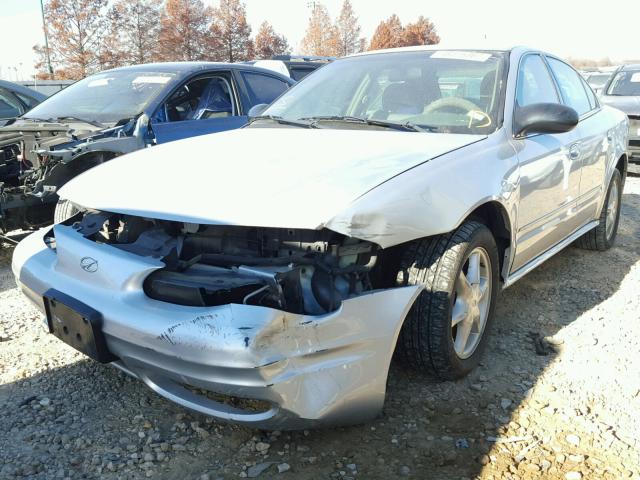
[[35, 0, 439, 80]]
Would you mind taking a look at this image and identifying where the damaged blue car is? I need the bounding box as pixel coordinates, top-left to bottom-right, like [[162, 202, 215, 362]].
[[0, 62, 295, 236]]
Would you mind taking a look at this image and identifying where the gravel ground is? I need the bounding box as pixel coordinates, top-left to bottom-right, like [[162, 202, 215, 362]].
[[1, 176, 639, 480]]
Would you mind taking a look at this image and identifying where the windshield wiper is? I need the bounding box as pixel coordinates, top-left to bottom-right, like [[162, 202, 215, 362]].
[[300, 115, 434, 132], [248, 115, 318, 129], [52, 116, 105, 128]]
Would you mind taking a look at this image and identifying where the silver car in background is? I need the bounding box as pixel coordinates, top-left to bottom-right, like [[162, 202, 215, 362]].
[[600, 64, 640, 163], [12, 46, 628, 429]]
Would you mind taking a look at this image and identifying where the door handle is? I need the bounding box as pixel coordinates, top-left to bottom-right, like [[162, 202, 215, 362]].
[[569, 143, 581, 160]]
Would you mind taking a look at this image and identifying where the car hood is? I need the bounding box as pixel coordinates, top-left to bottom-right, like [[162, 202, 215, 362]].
[[60, 127, 484, 239], [600, 95, 640, 116]]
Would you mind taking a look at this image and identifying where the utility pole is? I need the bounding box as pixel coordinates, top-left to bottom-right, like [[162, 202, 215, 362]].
[[39, 0, 54, 79]]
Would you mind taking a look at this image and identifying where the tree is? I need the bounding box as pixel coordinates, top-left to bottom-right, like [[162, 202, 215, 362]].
[[335, 0, 363, 57], [368, 14, 404, 51], [369, 14, 440, 51], [158, 0, 213, 61], [210, 0, 252, 63], [403, 16, 439, 46], [107, 0, 163, 65], [300, 3, 340, 57], [253, 21, 290, 59], [33, 0, 109, 80]]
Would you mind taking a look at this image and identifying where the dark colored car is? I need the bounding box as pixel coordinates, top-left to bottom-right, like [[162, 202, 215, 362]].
[[0, 62, 295, 235], [271, 55, 334, 81], [600, 64, 640, 163], [244, 55, 333, 82], [0, 80, 47, 126]]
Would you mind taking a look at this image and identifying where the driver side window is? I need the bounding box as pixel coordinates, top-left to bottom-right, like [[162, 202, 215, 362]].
[[516, 55, 560, 107], [154, 75, 235, 123]]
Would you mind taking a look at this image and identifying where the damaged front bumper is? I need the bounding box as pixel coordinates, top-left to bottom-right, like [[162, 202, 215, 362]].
[[12, 225, 421, 429]]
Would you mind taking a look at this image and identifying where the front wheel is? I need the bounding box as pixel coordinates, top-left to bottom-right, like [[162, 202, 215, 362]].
[[576, 169, 622, 251], [396, 221, 500, 380]]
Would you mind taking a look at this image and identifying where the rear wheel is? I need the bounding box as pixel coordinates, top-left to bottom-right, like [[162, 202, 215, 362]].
[[576, 169, 622, 251], [396, 221, 500, 380]]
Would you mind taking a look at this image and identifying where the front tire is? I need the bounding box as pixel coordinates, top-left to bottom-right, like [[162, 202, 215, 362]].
[[396, 221, 500, 380], [576, 169, 622, 251]]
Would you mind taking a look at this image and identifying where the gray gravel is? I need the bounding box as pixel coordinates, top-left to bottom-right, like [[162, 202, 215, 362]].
[[1, 175, 640, 479]]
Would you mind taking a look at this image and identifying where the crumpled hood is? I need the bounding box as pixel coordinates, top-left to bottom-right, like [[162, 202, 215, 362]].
[[600, 95, 640, 116], [60, 127, 484, 235]]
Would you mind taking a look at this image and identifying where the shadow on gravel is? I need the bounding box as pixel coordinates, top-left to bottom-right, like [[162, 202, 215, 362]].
[[1, 194, 639, 480]]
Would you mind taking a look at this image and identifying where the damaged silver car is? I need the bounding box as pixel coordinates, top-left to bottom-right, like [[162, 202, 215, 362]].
[[12, 47, 628, 429]]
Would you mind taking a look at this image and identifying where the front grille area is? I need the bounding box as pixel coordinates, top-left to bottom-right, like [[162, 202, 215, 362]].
[[630, 139, 640, 147]]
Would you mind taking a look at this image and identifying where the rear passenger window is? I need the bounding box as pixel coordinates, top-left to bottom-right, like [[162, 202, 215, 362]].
[[546, 57, 592, 116], [516, 55, 560, 107], [239, 72, 289, 108], [580, 76, 598, 110]]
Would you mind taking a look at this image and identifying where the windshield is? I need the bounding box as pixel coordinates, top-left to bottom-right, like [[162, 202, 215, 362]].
[[263, 50, 507, 134], [606, 70, 640, 96], [23, 70, 176, 125]]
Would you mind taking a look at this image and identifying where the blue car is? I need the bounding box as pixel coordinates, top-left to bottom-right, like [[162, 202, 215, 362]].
[[0, 63, 295, 234], [0, 79, 47, 126]]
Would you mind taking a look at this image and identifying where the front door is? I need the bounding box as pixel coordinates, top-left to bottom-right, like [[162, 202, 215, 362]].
[[151, 73, 248, 144], [511, 54, 583, 272]]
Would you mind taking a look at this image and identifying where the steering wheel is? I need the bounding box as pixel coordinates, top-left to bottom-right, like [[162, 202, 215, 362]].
[[423, 97, 492, 128]]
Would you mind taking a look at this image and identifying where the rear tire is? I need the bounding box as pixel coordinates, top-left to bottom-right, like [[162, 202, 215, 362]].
[[576, 169, 622, 251], [53, 199, 81, 224], [396, 221, 500, 380]]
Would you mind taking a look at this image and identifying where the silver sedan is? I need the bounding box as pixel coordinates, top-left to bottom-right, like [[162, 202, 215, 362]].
[[12, 46, 628, 429]]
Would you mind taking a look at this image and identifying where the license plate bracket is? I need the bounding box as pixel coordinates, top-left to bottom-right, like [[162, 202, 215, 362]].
[[43, 289, 117, 363]]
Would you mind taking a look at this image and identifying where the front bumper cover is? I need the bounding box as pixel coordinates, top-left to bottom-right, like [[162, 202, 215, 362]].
[[12, 225, 422, 429]]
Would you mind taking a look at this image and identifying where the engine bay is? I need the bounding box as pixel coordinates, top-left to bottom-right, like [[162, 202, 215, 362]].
[[65, 211, 381, 315]]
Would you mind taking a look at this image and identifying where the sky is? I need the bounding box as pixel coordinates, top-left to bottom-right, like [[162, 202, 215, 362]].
[[0, 0, 637, 80]]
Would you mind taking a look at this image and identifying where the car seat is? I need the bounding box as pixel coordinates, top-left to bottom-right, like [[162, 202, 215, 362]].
[[191, 79, 233, 120]]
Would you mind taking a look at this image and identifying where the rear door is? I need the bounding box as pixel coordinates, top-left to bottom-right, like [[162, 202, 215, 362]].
[[233, 70, 292, 113], [546, 56, 608, 223], [511, 54, 583, 272], [151, 71, 247, 144]]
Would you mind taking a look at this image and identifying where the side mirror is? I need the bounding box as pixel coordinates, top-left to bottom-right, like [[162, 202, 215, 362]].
[[247, 103, 269, 118], [514, 103, 579, 137]]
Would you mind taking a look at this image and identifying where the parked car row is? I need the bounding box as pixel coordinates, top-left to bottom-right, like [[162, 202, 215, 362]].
[[7, 46, 630, 429]]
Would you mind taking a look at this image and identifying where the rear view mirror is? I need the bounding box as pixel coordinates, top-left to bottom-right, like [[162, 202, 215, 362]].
[[247, 103, 269, 118], [514, 103, 578, 137]]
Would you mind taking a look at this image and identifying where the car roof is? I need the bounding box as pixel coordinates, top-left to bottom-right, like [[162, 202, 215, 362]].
[[98, 61, 294, 83], [348, 44, 523, 58], [620, 64, 640, 71], [0, 79, 48, 101]]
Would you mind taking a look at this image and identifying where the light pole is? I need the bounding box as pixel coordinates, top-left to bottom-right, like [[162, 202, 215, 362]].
[[39, 0, 54, 79]]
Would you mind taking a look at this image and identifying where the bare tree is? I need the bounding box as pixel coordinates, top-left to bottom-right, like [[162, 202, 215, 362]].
[[210, 0, 252, 62], [403, 16, 439, 46], [108, 0, 163, 65], [158, 0, 213, 61], [33, 0, 109, 80], [300, 3, 340, 57], [335, 0, 364, 57], [368, 14, 404, 51], [254, 21, 290, 59]]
